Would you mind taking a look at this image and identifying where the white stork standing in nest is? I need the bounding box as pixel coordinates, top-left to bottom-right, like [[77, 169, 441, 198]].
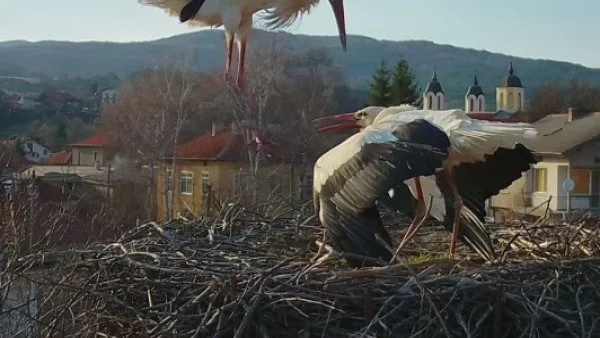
[[138, 0, 346, 90], [312, 105, 539, 267]]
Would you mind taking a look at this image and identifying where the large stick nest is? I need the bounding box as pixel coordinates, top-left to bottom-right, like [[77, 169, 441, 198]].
[[6, 207, 600, 337]]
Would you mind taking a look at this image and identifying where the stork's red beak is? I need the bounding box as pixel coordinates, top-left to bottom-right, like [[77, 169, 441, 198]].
[[328, 0, 347, 51], [313, 112, 358, 132]]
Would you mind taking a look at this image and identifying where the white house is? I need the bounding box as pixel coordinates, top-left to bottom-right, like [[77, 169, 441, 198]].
[[490, 110, 600, 216], [19, 138, 50, 163]]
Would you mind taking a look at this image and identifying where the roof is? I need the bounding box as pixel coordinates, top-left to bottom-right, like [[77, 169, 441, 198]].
[[43, 150, 72, 165], [424, 71, 444, 95], [528, 112, 600, 153], [69, 131, 108, 148], [500, 62, 523, 88], [466, 75, 484, 97], [467, 112, 529, 123], [170, 127, 283, 161]]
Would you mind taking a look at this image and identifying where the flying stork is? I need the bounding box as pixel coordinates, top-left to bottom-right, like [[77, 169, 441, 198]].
[[314, 105, 538, 265], [138, 0, 346, 90]]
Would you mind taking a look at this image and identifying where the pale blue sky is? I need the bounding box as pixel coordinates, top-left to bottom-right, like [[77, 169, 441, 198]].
[[1, 0, 599, 68]]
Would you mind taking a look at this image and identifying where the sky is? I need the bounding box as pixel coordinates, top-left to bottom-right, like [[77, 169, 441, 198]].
[[1, 0, 599, 68]]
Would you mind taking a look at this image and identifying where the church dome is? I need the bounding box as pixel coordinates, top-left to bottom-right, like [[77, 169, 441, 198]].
[[424, 71, 444, 94], [466, 75, 484, 97], [500, 62, 523, 88]]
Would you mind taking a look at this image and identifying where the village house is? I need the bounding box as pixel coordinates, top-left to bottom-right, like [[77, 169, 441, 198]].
[[489, 110, 600, 217], [156, 121, 298, 220], [422, 62, 600, 218], [1, 136, 50, 163], [20, 131, 128, 197]]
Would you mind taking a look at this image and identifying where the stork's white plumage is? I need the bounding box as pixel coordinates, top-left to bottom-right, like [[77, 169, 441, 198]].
[[314, 105, 539, 265], [312, 117, 452, 267], [138, 0, 346, 90]]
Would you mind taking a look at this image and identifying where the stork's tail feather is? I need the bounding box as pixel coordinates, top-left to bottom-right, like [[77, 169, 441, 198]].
[[454, 206, 496, 262]]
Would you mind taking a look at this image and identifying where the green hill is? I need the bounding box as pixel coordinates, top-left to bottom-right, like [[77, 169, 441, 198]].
[[1, 29, 600, 108]]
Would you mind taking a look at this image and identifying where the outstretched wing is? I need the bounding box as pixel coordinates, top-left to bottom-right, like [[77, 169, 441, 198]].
[[258, 1, 317, 29], [138, 0, 211, 26], [315, 119, 450, 267], [452, 143, 539, 222]]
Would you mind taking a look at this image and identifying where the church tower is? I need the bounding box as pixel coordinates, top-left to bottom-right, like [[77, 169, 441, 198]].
[[465, 75, 485, 112], [423, 70, 445, 110], [496, 62, 524, 113]]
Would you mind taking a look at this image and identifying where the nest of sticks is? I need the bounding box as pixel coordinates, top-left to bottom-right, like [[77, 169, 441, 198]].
[[10, 208, 600, 338]]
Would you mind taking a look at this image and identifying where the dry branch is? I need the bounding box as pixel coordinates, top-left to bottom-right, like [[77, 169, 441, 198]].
[[3, 207, 600, 337]]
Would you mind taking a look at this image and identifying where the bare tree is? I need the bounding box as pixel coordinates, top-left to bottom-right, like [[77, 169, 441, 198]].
[[97, 53, 211, 220]]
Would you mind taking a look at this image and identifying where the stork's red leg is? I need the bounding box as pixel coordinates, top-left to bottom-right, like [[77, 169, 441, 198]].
[[224, 32, 234, 83], [235, 39, 247, 91], [443, 162, 463, 258], [397, 177, 426, 250]]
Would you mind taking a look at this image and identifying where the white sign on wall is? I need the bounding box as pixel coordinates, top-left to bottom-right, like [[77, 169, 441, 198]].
[[563, 178, 575, 193]]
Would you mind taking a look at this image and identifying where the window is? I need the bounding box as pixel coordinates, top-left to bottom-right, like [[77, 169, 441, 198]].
[[93, 151, 98, 161], [508, 92, 514, 108], [499, 93, 504, 108], [437, 95, 441, 109], [469, 98, 474, 112], [179, 171, 193, 195], [534, 168, 547, 193], [517, 93, 522, 110], [43, 149, 48, 155], [571, 168, 590, 194], [428, 95, 433, 109], [201, 171, 210, 191], [478, 98, 483, 111]]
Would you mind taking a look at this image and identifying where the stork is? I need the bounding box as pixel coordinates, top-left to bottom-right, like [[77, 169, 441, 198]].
[[138, 0, 346, 90], [314, 105, 539, 263]]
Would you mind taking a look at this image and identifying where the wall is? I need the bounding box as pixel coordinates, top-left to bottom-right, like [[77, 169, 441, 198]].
[[566, 139, 600, 168], [464, 95, 485, 113], [529, 159, 568, 212], [496, 87, 524, 113], [71, 147, 105, 166], [156, 159, 222, 220], [20, 141, 49, 163], [155, 160, 299, 220]]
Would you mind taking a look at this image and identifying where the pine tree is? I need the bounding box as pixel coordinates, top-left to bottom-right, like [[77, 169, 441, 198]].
[[390, 58, 420, 106], [368, 60, 393, 106]]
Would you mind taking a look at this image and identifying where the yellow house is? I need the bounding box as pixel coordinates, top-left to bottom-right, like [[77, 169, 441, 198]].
[[68, 131, 109, 167], [489, 110, 600, 218], [156, 122, 299, 220]]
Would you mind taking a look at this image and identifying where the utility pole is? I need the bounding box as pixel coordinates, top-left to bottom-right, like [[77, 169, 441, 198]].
[[106, 164, 111, 204], [28, 170, 37, 252]]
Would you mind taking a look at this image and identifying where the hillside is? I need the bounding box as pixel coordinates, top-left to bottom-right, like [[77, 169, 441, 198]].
[[2, 29, 600, 107]]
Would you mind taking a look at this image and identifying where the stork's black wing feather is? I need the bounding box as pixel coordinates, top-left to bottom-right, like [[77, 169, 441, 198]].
[[317, 119, 450, 267], [435, 173, 496, 261], [452, 143, 539, 222], [179, 0, 206, 22]]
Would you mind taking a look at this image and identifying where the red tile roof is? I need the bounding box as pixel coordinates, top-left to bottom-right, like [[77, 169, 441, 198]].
[[172, 129, 247, 160], [43, 150, 72, 165], [69, 131, 108, 147], [170, 128, 283, 161]]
